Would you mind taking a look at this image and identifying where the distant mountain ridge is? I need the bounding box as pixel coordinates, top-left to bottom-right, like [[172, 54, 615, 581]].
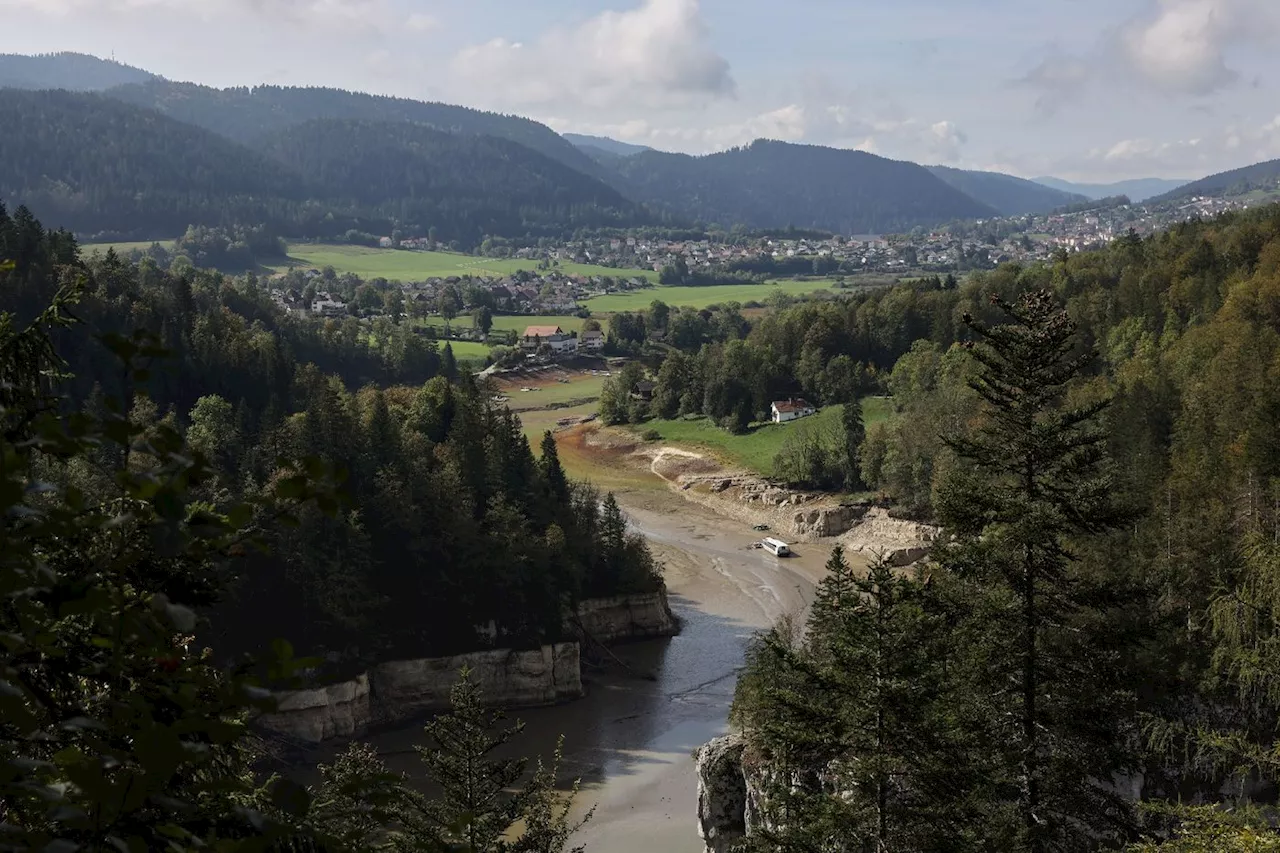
[[0, 51, 157, 91], [607, 140, 997, 234], [927, 166, 1085, 216], [1148, 159, 1280, 203], [0, 90, 645, 242], [104, 80, 608, 181], [1, 51, 1163, 239], [563, 133, 654, 157], [1032, 176, 1188, 204]]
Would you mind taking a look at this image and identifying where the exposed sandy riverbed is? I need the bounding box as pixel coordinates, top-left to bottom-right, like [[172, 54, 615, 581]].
[[327, 482, 857, 853]]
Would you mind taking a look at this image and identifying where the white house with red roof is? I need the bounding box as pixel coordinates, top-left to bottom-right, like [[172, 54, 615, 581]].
[[520, 325, 578, 355], [771, 398, 816, 424]]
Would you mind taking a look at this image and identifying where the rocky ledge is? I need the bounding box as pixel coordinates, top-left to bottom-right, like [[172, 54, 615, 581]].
[[256, 592, 680, 744]]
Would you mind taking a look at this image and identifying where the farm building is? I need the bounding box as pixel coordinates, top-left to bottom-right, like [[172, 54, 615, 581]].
[[771, 398, 816, 424], [520, 325, 578, 355]]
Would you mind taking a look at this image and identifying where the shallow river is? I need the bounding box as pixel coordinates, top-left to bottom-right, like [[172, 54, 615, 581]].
[[324, 487, 847, 853]]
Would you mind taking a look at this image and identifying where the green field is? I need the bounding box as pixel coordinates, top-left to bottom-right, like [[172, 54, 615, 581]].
[[517, 401, 599, 447], [584, 280, 835, 313], [83, 240, 176, 255], [499, 375, 607, 411], [438, 340, 492, 361], [633, 397, 895, 475], [268, 244, 655, 282], [415, 314, 586, 335]]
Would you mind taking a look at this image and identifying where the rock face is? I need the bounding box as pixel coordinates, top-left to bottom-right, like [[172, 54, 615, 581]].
[[792, 504, 869, 538], [696, 734, 748, 853], [255, 592, 679, 745], [260, 674, 373, 744], [372, 643, 582, 723], [574, 589, 679, 643], [256, 643, 582, 744]]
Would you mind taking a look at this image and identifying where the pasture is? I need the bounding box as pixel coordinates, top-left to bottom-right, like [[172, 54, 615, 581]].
[[83, 240, 176, 255], [584, 280, 836, 313], [414, 315, 587, 335], [437, 340, 492, 361], [270, 244, 656, 282], [633, 397, 896, 476]]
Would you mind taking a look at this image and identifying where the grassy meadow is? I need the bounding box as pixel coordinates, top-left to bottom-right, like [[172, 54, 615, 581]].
[[632, 397, 896, 476], [83, 240, 177, 255], [413, 314, 587, 335], [584, 280, 836, 312], [269, 244, 656, 282]]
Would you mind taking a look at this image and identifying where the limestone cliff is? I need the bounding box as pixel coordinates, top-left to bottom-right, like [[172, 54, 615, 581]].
[[574, 588, 678, 644], [695, 734, 748, 853], [257, 643, 582, 744], [257, 592, 680, 745]]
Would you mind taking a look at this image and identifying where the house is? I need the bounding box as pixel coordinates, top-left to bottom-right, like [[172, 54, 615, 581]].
[[771, 398, 816, 424], [520, 325, 578, 355], [311, 295, 348, 318], [580, 329, 605, 352], [632, 381, 656, 401]]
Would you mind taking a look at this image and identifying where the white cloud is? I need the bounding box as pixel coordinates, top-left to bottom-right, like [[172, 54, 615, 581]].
[[1022, 0, 1280, 102], [0, 0, 397, 32], [405, 11, 438, 32], [450, 0, 733, 111]]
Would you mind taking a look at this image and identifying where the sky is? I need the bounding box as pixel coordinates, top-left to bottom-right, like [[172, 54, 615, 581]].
[[5, 0, 1280, 182]]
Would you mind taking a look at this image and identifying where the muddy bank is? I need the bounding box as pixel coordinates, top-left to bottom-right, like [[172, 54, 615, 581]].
[[570, 423, 940, 566]]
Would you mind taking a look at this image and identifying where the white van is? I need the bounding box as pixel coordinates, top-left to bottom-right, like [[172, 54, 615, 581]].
[[761, 538, 791, 556]]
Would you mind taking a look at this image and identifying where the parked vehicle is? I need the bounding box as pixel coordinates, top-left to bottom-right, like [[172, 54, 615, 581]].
[[752, 523, 770, 531], [761, 538, 791, 557]]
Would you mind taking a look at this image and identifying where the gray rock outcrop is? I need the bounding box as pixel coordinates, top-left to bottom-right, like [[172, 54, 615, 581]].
[[256, 643, 582, 744], [574, 589, 679, 644], [792, 504, 869, 538], [696, 734, 748, 853]]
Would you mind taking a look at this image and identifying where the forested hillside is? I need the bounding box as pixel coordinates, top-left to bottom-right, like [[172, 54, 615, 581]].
[[1152, 156, 1280, 201], [609, 140, 997, 233], [0, 51, 157, 90], [626, 203, 1280, 846], [0, 89, 313, 238], [0, 201, 661, 667], [927, 164, 1085, 215], [255, 118, 645, 243], [105, 79, 605, 179], [0, 90, 650, 243]]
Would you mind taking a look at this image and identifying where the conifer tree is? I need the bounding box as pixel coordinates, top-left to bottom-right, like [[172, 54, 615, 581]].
[[936, 289, 1138, 849], [441, 341, 459, 382], [402, 669, 590, 853], [540, 431, 570, 504], [738, 550, 971, 851]]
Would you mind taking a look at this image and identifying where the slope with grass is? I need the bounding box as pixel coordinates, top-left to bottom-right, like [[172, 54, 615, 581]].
[[634, 397, 895, 476], [584, 280, 834, 312]]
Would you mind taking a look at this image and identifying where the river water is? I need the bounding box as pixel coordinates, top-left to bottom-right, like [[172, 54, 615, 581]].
[[329, 487, 848, 853]]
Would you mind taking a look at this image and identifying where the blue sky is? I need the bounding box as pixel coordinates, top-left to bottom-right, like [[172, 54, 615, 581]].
[[6, 0, 1280, 182]]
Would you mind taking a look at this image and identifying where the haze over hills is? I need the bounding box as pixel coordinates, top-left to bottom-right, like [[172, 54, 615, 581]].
[[1148, 158, 1280, 203], [0, 51, 157, 91], [926, 166, 1086, 216], [562, 133, 654, 157], [1031, 176, 1189, 204], [607, 140, 997, 234]]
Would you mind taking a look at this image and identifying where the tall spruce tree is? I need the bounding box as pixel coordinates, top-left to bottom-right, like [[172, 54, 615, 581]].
[[401, 669, 590, 852], [736, 550, 971, 851], [936, 289, 1137, 849]]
